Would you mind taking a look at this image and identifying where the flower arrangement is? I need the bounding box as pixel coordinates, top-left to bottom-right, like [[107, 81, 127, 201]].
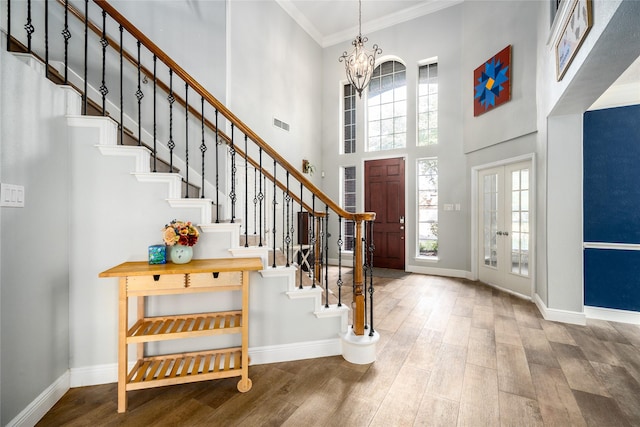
[[163, 220, 199, 247]]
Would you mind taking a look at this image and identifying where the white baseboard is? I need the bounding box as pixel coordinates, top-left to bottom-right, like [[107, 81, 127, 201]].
[[7, 372, 70, 427], [585, 305, 640, 324], [248, 338, 342, 365], [67, 340, 342, 389], [534, 293, 586, 325], [69, 362, 134, 388], [406, 265, 472, 279]]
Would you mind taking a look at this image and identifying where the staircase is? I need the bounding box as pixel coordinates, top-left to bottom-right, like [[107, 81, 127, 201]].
[[3, 0, 379, 388]]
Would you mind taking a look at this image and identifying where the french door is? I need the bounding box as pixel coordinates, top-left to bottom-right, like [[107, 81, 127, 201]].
[[478, 161, 532, 297]]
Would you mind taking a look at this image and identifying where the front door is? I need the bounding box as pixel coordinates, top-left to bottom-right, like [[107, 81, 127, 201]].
[[478, 161, 532, 297], [365, 157, 405, 270]]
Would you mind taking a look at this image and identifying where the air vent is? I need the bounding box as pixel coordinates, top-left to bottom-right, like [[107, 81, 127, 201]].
[[273, 117, 290, 132]]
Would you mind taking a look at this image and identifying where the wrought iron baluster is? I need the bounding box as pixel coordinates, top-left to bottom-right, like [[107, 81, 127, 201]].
[[62, 0, 71, 84], [285, 172, 291, 267], [185, 84, 189, 197], [368, 220, 376, 336], [136, 41, 144, 146], [83, 0, 88, 115], [118, 25, 123, 144], [7, 0, 10, 51], [299, 183, 304, 289], [25, 0, 34, 53], [99, 11, 109, 115], [263, 175, 267, 244], [362, 219, 369, 328], [152, 55, 157, 171], [200, 97, 207, 198], [337, 216, 344, 306], [281, 191, 285, 260], [244, 134, 249, 247], [258, 149, 263, 246], [229, 124, 237, 222], [167, 69, 175, 169], [310, 195, 316, 287], [290, 184, 295, 266], [44, 0, 49, 79], [324, 205, 329, 308], [253, 167, 258, 235], [214, 109, 220, 222], [272, 160, 277, 268]]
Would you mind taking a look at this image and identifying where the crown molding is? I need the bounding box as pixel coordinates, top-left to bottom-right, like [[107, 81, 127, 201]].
[[277, 0, 463, 48]]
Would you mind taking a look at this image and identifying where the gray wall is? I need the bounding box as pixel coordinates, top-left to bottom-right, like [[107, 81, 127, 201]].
[[320, 2, 540, 274], [107, 0, 227, 103], [536, 0, 640, 312], [321, 5, 467, 272], [462, 1, 538, 153], [0, 51, 71, 425], [227, 0, 323, 188]]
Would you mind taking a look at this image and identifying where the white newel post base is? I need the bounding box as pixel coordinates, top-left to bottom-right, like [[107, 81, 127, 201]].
[[341, 328, 380, 364]]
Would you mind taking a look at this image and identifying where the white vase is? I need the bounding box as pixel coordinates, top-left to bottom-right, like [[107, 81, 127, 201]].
[[170, 244, 193, 264]]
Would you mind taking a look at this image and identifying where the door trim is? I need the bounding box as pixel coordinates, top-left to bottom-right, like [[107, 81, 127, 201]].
[[470, 153, 536, 299]]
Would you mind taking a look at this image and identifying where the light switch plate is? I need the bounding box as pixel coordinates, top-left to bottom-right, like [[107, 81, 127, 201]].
[[0, 183, 25, 207]]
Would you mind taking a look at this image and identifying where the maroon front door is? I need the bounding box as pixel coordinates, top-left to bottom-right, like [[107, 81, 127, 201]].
[[365, 157, 405, 270]]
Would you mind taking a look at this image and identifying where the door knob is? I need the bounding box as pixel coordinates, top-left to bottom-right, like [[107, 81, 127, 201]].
[[497, 231, 503, 236]]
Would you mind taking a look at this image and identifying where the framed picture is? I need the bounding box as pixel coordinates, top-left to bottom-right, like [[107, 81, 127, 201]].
[[555, 0, 592, 81], [473, 45, 512, 117]]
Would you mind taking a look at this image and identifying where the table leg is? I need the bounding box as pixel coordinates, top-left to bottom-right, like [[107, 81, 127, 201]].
[[137, 296, 145, 360], [117, 277, 128, 413]]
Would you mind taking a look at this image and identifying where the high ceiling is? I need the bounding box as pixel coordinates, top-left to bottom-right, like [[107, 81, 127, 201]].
[[274, 0, 639, 106], [275, 0, 461, 47]]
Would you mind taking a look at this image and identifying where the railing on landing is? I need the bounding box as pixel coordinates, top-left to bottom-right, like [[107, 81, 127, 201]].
[[4, 0, 377, 337]]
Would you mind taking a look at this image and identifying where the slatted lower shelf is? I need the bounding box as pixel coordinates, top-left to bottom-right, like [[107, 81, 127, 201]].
[[127, 311, 242, 343], [126, 348, 244, 391]]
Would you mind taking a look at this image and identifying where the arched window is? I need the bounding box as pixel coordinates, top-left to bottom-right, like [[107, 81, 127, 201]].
[[367, 61, 407, 151]]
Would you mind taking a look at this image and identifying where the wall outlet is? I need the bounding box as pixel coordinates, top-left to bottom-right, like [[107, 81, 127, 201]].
[[0, 183, 25, 207]]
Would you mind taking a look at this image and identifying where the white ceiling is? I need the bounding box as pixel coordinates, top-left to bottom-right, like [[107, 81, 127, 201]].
[[275, 0, 462, 47]]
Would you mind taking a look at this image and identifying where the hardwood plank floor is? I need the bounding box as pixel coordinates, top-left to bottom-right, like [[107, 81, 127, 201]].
[[37, 270, 640, 426]]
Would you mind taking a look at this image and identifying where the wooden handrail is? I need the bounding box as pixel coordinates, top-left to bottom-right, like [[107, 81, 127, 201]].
[[93, 0, 374, 223]]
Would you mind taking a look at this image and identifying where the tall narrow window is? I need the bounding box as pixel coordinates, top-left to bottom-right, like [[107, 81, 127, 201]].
[[343, 84, 356, 154], [418, 62, 438, 146], [417, 158, 438, 258], [367, 61, 407, 151], [343, 166, 356, 251]]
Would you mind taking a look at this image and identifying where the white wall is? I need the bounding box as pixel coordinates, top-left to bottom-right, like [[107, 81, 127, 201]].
[[0, 50, 71, 425]]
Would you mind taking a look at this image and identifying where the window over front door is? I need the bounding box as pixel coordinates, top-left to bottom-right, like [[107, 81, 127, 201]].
[[367, 61, 407, 152]]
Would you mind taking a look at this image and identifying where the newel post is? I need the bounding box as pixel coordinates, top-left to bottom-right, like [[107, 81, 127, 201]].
[[353, 218, 365, 335]]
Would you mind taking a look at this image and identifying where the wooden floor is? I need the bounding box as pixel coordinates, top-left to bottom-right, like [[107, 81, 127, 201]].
[[38, 269, 640, 426]]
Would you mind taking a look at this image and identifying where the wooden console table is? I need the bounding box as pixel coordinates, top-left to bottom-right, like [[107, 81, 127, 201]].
[[99, 257, 263, 413]]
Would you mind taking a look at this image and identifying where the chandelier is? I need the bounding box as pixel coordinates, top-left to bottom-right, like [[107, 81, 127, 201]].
[[339, 0, 382, 98]]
